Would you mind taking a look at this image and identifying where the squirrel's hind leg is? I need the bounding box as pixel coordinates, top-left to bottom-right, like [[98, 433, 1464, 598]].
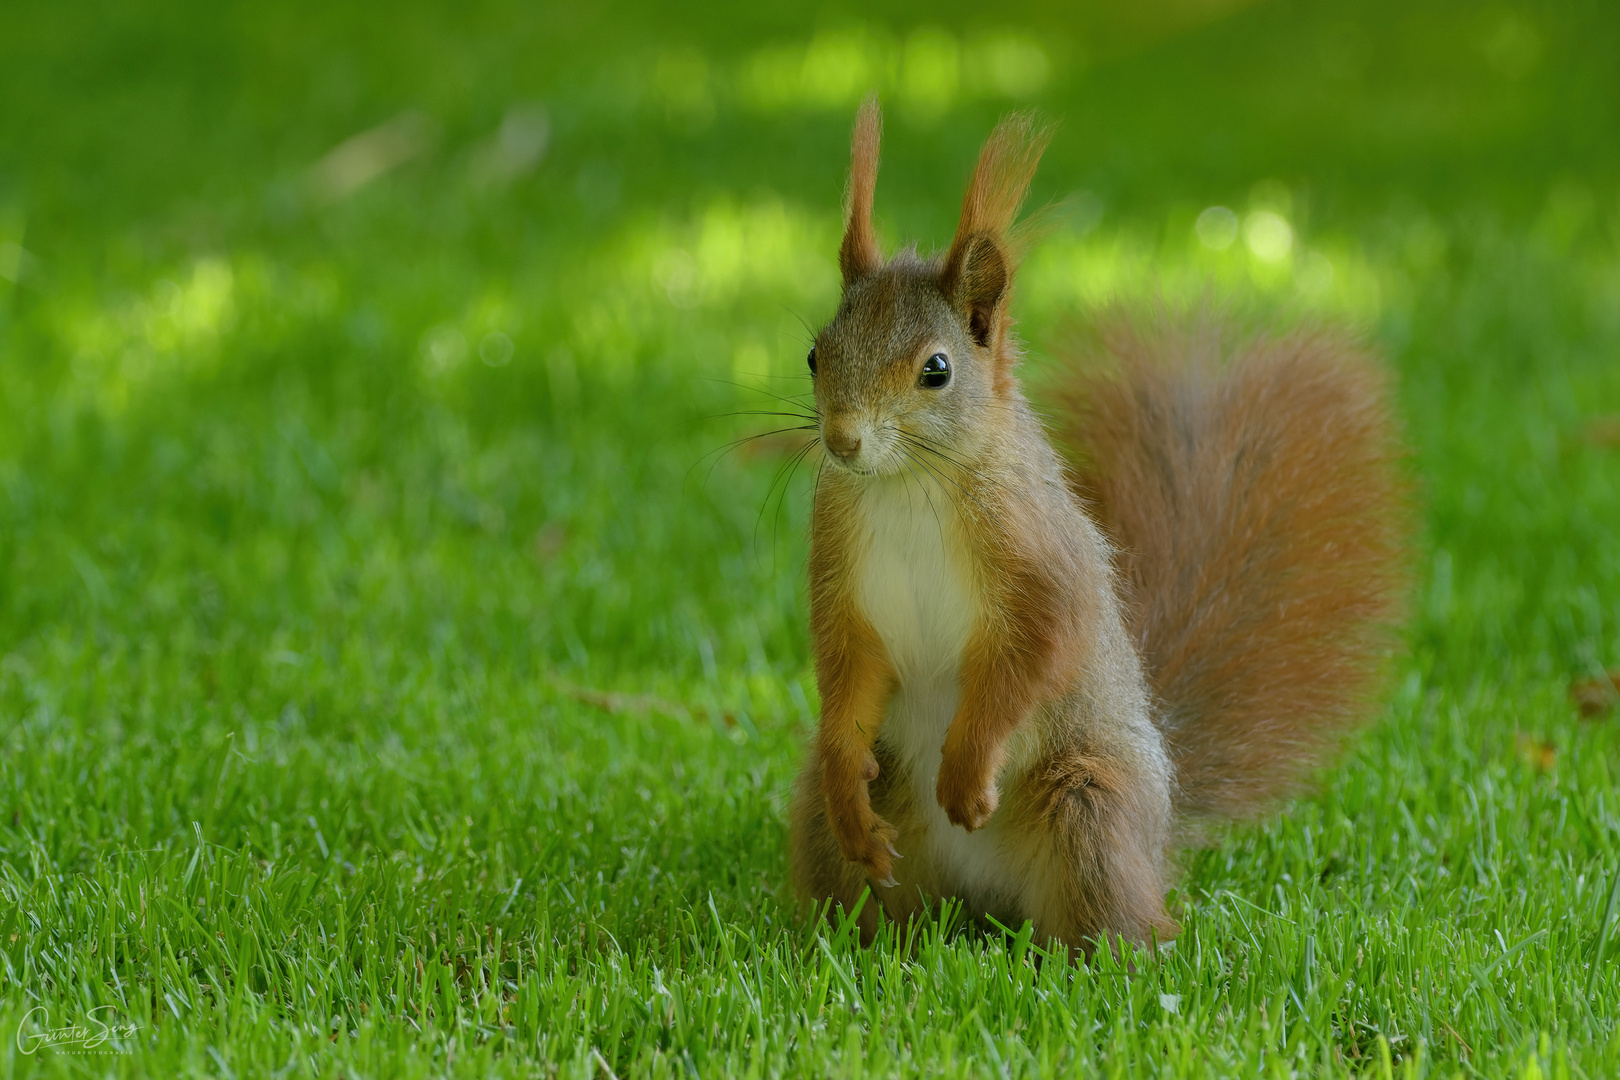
[[1006, 751, 1178, 957], [790, 741, 935, 944]]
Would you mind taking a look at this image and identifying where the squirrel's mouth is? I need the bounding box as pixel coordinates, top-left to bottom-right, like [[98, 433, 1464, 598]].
[[827, 461, 909, 481], [822, 456, 879, 477], [819, 440, 898, 478], [819, 420, 956, 481], [817, 416, 906, 478]]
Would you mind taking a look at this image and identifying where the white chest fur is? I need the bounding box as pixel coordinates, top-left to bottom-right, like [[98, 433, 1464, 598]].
[[853, 476, 1028, 906], [855, 476, 977, 686]]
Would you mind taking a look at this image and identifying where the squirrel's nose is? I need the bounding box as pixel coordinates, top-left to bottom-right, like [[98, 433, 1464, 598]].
[[822, 428, 862, 459]]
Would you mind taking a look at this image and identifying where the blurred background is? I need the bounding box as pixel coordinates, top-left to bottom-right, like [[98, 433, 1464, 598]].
[[1, 0, 1617, 823]]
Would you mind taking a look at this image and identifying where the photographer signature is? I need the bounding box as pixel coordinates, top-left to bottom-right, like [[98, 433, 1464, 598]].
[[16, 1006, 138, 1054]]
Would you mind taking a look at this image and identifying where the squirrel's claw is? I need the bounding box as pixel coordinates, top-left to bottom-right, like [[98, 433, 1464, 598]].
[[825, 794, 899, 883], [822, 749, 900, 879], [848, 841, 896, 885]]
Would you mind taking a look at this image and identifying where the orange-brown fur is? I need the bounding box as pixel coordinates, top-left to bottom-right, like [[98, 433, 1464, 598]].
[[1054, 321, 1409, 827], [838, 99, 885, 287], [933, 482, 1102, 834], [1000, 749, 1178, 952], [806, 476, 901, 881], [788, 100, 1407, 955]]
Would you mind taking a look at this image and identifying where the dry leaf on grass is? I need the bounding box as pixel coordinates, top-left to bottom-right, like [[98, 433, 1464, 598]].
[[531, 522, 568, 562], [547, 678, 737, 727], [1570, 670, 1620, 718], [551, 679, 690, 719], [1513, 732, 1558, 772], [1581, 415, 1620, 449]]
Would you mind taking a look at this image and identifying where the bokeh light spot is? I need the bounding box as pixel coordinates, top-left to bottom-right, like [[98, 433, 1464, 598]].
[[981, 33, 1053, 97], [420, 324, 468, 376], [479, 332, 515, 367], [1244, 210, 1293, 262], [900, 27, 960, 119], [1196, 206, 1239, 250]]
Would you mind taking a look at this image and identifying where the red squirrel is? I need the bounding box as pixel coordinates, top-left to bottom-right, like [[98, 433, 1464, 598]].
[[788, 100, 1407, 954]]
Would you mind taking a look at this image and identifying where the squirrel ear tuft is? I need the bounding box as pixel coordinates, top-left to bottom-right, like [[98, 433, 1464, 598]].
[[839, 96, 884, 287], [941, 234, 1009, 348], [940, 112, 1051, 348], [950, 111, 1051, 242]]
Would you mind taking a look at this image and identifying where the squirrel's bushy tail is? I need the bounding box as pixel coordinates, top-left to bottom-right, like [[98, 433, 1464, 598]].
[[1055, 318, 1409, 826]]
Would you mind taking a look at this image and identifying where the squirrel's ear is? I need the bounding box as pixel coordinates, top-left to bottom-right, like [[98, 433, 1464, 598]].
[[940, 234, 1009, 348], [839, 97, 884, 287], [941, 113, 1051, 348]]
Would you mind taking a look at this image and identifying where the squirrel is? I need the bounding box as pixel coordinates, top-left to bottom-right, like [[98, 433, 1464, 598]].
[[787, 99, 1407, 955]]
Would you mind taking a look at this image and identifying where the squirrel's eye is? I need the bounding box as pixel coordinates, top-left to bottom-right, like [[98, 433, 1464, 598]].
[[920, 353, 951, 389], [807, 347, 817, 376]]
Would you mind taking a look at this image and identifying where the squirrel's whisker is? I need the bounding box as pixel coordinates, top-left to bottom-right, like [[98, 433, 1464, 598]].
[[692, 425, 819, 489], [898, 448, 949, 543], [753, 436, 820, 557]]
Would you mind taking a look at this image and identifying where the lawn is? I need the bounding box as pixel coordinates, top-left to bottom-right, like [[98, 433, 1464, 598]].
[[2, 0, 1620, 1076]]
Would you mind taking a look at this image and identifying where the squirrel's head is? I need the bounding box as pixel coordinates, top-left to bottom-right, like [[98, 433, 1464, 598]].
[[810, 99, 1050, 477]]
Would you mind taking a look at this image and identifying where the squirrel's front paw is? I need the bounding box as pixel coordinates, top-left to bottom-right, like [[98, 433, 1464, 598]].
[[823, 752, 900, 885], [936, 755, 999, 832], [828, 805, 900, 886]]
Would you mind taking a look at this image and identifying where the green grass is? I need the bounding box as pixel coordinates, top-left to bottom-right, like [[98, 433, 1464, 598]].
[[3, 0, 1620, 1075]]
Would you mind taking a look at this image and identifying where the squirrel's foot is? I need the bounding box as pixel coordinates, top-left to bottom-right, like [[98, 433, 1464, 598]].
[[832, 810, 900, 887], [936, 756, 999, 832], [823, 750, 899, 885]]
